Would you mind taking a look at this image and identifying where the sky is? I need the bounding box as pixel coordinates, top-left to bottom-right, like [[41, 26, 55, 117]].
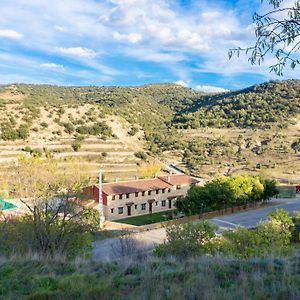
[[0, 0, 299, 91]]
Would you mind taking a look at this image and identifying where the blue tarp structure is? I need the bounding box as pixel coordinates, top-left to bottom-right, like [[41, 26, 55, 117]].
[[0, 199, 17, 210]]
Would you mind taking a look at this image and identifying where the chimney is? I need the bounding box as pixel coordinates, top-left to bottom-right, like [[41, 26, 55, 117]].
[[167, 176, 171, 183], [115, 178, 119, 183]]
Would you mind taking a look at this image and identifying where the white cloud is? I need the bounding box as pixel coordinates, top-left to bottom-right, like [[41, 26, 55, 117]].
[[195, 85, 229, 93], [0, 29, 23, 39], [57, 47, 97, 58], [113, 31, 142, 43], [40, 63, 64, 70], [174, 80, 189, 87]]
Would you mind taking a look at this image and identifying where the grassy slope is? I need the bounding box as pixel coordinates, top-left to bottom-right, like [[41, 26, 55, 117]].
[[1, 255, 300, 299]]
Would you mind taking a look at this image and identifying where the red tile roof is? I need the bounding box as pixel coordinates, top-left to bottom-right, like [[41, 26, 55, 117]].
[[158, 174, 200, 186], [95, 175, 201, 195], [101, 178, 172, 195]]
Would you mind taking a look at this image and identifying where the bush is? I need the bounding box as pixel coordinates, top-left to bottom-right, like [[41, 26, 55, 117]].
[[40, 122, 48, 128], [134, 151, 147, 160], [71, 142, 81, 152], [128, 126, 139, 136], [154, 221, 217, 257]]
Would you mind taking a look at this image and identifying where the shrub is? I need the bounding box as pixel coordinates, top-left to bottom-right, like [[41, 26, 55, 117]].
[[154, 221, 217, 257], [71, 142, 81, 152], [128, 126, 139, 136], [134, 151, 147, 160], [40, 122, 48, 128]]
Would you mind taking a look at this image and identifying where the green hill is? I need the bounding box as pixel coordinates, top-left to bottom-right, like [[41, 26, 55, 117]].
[[176, 80, 300, 129]]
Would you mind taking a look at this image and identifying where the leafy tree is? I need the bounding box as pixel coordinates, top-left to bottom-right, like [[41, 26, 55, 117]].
[[229, 0, 300, 75], [0, 156, 94, 258], [139, 162, 161, 178], [261, 178, 279, 200], [176, 175, 267, 216]]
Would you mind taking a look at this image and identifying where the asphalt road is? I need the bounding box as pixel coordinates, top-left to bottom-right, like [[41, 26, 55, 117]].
[[92, 197, 300, 261]]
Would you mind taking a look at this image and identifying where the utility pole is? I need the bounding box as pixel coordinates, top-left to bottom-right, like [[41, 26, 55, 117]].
[[98, 169, 105, 228]]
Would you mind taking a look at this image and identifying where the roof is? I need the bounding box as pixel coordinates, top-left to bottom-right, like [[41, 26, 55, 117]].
[[101, 178, 172, 195], [158, 174, 200, 186], [96, 175, 201, 195]]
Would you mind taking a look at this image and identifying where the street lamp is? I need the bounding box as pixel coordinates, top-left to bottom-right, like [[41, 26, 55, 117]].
[[98, 170, 105, 228]]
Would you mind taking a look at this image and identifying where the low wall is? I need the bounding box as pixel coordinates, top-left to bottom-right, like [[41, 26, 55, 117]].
[[103, 220, 140, 231], [139, 202, 263, 231]]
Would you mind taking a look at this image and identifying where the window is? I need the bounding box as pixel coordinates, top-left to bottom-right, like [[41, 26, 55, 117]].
[[119, 194, 123, 200], [141, 203, 146, 210], [142, 191, 145, 196], [168, 188, 171, 193], [112, 195, 116, 200], [156, 189, 159, 194], [118, 207, 123, 214], [155, 201, 158, 206], [176, 185, 181, 190], [162, 189, 166, 194], [134, 204, 137, 209], [135, 192, 139, 197], [148, 191, 151, 195], [110, 208, 114, 213], [162, 200, 166, 207], [126, 193, 130, 199]]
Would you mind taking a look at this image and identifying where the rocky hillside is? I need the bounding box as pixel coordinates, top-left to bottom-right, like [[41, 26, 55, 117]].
[[0, 80, 299, 183]]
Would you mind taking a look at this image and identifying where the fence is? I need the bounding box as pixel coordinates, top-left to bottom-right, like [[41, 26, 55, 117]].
[[105, 202, 263, 231]]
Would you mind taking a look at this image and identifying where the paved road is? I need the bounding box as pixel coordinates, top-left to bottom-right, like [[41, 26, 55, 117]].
[[92, 197, 300, 261]]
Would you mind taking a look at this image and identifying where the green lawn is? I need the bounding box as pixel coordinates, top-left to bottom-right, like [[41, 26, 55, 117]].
[[278, 186, 296, 198], [115, 210, 176, 226]]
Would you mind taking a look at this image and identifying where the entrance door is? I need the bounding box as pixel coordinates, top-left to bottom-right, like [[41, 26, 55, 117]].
[[168, 199, 172, 209], [149, 202, 153, 213], [127, 205, 131, 216]]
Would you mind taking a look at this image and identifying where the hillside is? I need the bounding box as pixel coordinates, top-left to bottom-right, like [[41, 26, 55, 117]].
[[176, 80, 300, 129], [1, 255, 299, 299], [0, 80, 299, 183]]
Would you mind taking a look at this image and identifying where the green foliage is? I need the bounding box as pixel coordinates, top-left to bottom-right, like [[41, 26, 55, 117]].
[[221, 220, 292, 258], [2, 254, 300, 299], [71, 142, 81, 152], [40, 122, 48, 128], [268, 208, 294, 232], [0, 215, 92, 259], [262, 178, 279, 200], [76, 122, 112, 137], [134, 151, 147, 160], [176, 80, 300, 129], [63, 122, 75, 134], [128, 126, 139, 136], [0, 123, 30, 141], [80, 208, 100, 233], [176, 175, 266, 216], [154, 221, 217, 257]]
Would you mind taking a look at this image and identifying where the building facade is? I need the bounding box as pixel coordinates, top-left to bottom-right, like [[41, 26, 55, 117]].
[[89, 174, 203, 221]]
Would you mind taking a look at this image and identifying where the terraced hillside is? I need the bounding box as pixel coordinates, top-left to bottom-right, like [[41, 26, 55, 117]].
[[0, 80, 300, 183]]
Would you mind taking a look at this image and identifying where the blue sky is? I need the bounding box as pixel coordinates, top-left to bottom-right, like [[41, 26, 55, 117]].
[[0, 0, 298, 91]]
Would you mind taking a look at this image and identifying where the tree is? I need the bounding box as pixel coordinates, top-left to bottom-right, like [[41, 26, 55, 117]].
[[139, 162, 161, 178], [229, 0, 300, 75], [0, 156, 95, 258], [261, 178, 279, 201]]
